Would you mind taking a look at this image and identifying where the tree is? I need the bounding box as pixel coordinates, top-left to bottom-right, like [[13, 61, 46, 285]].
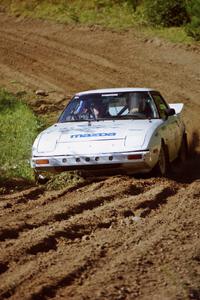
[[144, 0, 189, 27], [186, 0, 200, 41]]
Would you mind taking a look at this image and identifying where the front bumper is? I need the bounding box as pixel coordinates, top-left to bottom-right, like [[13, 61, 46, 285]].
[[31, 150, 156, 174]]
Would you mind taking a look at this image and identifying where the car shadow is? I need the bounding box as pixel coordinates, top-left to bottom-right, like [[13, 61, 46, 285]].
[[169, 154, 200, 184], [167, 130, 200, 184]]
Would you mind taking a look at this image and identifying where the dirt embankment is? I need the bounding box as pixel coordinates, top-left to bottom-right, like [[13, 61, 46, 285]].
[[0, 13, 200, 300]]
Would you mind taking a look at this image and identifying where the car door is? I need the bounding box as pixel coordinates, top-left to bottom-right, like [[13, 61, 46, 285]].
[[151, 92, 179, 161]]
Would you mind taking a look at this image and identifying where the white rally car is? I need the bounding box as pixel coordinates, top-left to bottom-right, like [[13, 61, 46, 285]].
[[31, 88, 187, 181]]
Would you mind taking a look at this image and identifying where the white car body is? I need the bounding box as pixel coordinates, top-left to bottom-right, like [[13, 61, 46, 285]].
[[31, 88, 186, 175]]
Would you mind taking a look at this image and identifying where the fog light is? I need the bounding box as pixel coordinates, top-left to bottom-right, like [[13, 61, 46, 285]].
[[36, 159, 49, 165], [109, 156, 113, 161], [76, 158, 81, 162], [95, 157, 99, 161], [85, 157, 90, 162], [62, 158, 67, 163]]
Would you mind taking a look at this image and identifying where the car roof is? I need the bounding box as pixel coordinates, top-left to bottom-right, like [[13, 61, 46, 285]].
[[76, 88, 156, 96]]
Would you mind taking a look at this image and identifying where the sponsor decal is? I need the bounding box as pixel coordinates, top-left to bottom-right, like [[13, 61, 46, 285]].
[[70, 132, 116, 138]]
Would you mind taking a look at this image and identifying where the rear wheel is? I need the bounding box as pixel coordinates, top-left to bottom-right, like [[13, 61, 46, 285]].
[[154, 143, 169, 176]]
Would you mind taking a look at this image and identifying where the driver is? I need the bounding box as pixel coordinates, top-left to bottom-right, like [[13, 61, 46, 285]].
[[75, 99, 109, 120], [91, 101, 109, 119]]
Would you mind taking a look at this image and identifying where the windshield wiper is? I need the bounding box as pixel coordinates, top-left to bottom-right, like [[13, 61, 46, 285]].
[[109, 115, 146, 120]]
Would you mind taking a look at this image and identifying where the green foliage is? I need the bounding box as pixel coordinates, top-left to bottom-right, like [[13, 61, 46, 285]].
[[46, 171, 85, 190], [108, 0, 141, 10], [186, 0, 200, 41], [144, 0, 189, 27], [0, 90, 18, 112], [0, 89, 40, 180], [0, 0, 199, 41], [12, 0, 137, 28], [0, 0, 139, 27]]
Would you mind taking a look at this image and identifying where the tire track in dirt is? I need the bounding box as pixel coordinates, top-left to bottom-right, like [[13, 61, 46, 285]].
[[0, 28, 119, 92], [0, 179, 92, 214], [2, 179, 197, 299], [53, 180, 200, 300], [0, 177, 144, 247], [0, 187, 45, 210], [0, 177, 183, 299], [0, 177, 142, 238], [0, 28, 120, 72], [0, 244, 106, 300]]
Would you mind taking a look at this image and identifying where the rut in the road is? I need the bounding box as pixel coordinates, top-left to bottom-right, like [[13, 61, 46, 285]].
[[0, 176, 184, 300]]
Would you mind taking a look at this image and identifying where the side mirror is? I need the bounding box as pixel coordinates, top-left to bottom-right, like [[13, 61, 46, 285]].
[[165, 108, 176, 118]]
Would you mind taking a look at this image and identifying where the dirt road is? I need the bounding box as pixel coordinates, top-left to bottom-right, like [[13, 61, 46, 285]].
[[0, 14, 200, 300]]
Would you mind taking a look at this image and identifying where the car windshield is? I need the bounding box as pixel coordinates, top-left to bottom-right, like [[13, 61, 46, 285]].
[[58, 92, 159, 122]]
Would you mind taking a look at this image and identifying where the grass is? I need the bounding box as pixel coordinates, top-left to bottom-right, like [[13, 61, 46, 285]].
[[0, 0, 197, 44], [0, 88, 41, 180], [142, 26, 193, 44], [4, 0, 137, 29]]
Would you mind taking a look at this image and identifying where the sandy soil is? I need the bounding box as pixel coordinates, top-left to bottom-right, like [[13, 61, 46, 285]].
[[0, 13, 200, 300]]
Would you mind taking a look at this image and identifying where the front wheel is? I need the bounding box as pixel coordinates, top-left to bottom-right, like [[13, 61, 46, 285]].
[[34, 171, 49, 184], [154, 143, 169, 176]]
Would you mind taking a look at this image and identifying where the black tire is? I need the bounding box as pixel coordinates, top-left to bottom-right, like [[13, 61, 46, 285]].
[[154, 142, 169, 176], [34, 171, 49, 184], [178, 133, 188, 163]]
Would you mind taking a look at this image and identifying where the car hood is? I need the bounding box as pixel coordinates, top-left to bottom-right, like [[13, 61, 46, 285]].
[[35, 120, 162, 155]]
